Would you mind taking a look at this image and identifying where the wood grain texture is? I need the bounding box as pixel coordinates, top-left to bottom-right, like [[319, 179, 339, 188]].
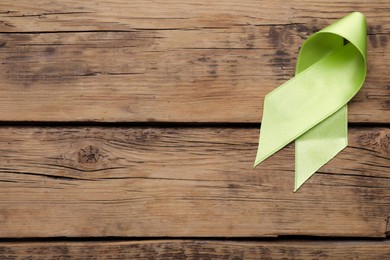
[[0, 1, 389, 122], [1, 240, 390, 259], [0, 127, 388, 238]]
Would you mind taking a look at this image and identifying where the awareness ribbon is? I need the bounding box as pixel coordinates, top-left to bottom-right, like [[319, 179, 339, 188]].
[[254, 12, 367, 191]]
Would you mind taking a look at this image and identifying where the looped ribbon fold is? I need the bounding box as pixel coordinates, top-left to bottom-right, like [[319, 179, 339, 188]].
[[254, 12, 367, 191]]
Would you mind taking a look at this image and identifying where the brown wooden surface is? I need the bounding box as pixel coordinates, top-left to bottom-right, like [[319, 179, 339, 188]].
[[0, 1, 389, 122], [0, 127, 388, 238], [1, 1, 389, 258], [1, 240, 390, 259]]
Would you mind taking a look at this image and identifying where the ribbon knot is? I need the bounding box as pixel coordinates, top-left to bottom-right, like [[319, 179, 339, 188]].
[[254, 12, 367, 191]]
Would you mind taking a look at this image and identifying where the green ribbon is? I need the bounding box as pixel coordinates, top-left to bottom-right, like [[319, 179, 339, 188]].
[[254, 12, 367, 191]]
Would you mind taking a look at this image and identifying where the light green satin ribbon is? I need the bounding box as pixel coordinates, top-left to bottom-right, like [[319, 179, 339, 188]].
[[254, 12, 367, 191]]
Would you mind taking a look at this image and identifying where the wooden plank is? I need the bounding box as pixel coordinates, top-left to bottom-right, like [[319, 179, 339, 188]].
[[1, 240, 390, 259], [2, 1, 390, 32], [0, 127, 388, 238], [0, 1, 389, 122]]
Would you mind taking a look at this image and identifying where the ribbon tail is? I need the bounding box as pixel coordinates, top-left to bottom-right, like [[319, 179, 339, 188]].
[[294, 105, 348, 191]]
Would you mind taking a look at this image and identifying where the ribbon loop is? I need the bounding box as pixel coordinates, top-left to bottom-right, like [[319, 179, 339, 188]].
[[254, 12, 367, 191]]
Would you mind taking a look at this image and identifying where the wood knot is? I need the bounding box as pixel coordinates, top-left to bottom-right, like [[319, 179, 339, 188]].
[[78, 145, 100, 165]]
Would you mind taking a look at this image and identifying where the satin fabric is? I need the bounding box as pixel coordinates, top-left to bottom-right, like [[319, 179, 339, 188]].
[[254, 12, 367, 191]]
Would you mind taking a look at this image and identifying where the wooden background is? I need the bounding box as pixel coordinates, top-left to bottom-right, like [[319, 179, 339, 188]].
[[0, 1, 389, 259]]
